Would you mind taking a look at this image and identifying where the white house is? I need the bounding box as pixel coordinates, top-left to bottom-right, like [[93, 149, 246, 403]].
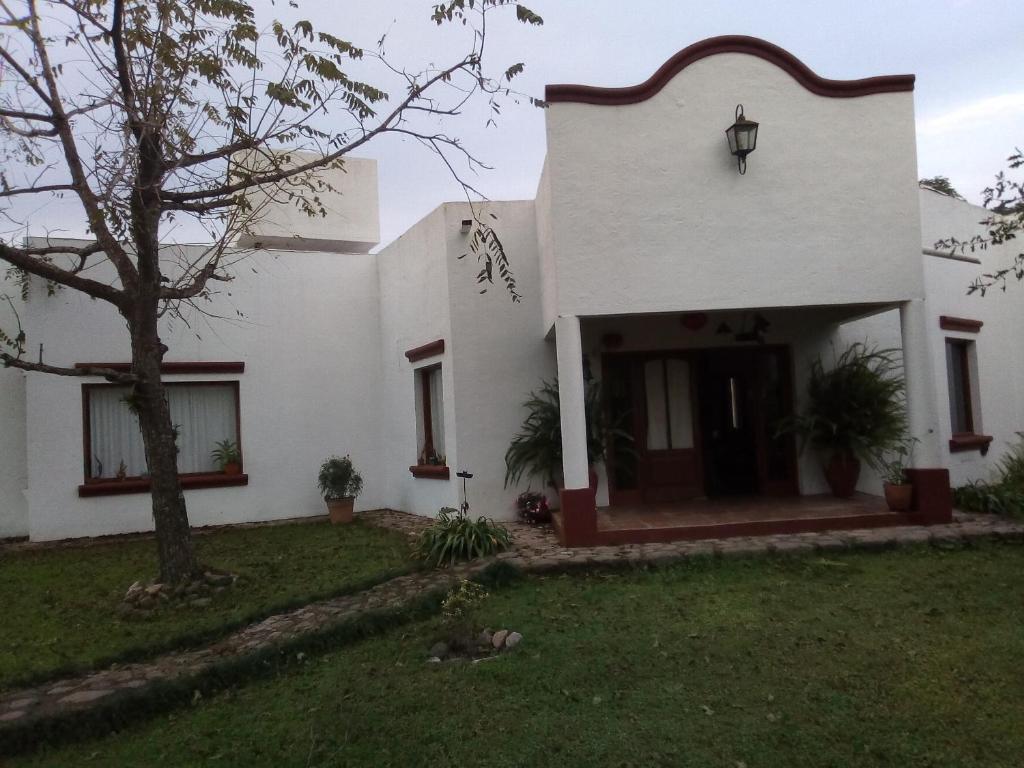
[[1, 36, 1021, 545]]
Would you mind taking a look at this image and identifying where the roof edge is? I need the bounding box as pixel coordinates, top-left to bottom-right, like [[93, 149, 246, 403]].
[[545, 35, 915, 105]]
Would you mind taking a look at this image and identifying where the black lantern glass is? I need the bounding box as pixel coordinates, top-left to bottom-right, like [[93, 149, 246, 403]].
[[725, 104, 758, 174]]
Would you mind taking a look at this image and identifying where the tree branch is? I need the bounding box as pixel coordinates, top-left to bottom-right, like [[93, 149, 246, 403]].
[[0, 242, 125, 305], [1, 353, 137, 384]]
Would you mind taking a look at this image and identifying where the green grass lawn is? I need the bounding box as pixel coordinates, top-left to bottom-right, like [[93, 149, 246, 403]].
[[17, 543, 1024, 767], [0, 520, 412, 689]]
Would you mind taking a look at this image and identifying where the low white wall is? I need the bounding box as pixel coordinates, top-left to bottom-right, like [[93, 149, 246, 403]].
[[20, 246, 388, 540]]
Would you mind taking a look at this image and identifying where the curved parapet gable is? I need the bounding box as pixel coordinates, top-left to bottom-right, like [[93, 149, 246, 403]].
[[545, 35, 915, 105]]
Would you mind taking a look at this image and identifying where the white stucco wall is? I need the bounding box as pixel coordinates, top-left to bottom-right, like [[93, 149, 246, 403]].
[[444, 201, 556, 520], [544, 52, 924, 318], [375, 206, 460, 517], [0, 278, 28, 538], [236, 153, 381, 253], [918, 190, 1024, 486], [18, 245, 388, 540]]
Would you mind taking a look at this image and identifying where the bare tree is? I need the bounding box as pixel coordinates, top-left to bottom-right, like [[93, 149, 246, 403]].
[[0, 0, 543, 584]]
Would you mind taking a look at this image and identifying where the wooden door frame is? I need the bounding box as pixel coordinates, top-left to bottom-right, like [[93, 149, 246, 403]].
[[602, 350, 704, 506], [602, 344, 799, 504]]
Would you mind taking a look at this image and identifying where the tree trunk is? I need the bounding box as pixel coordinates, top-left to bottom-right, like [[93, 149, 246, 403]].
[[130, 315, 199, 584]]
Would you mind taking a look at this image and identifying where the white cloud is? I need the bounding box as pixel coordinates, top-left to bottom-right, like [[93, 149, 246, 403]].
[[917, 92, 1024, 138]]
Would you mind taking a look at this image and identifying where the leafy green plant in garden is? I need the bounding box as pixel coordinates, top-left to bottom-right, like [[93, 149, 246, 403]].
[[414, 507, 512, 567], [317, 455, 363, 501], [440, 579, 490, 648], [954, 432, 1024, 518], [781, 343, 907, 468], [504, 378, 632, 488]]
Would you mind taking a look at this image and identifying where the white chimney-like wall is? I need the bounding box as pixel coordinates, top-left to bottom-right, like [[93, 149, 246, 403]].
[[234, 150, 380, 254]]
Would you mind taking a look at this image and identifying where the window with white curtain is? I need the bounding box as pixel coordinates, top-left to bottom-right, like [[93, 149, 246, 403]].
[[413, 364, 445, 464], [643, 357, 694, 451], [84, 383, 240, 479]]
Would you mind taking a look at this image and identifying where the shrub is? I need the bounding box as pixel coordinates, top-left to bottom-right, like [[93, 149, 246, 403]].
[[781, 343, 906, 466], [414, 507, 512, 567], [317, 455, 363, 501], [953, 433, 1024, 519], [504, 378, 631, 489], [953, 481, 1024, 518], [995, 432, 1024, 489]]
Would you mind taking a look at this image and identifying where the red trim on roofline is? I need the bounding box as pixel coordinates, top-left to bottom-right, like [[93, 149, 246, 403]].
[[545, 35, 915, 106]]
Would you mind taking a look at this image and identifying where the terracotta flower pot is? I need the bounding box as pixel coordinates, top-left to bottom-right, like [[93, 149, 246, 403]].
[[883, 482, 913, 512], [223, 461, 241, 476], [824, 453, 860, 498], [327, 497, 355, 524]]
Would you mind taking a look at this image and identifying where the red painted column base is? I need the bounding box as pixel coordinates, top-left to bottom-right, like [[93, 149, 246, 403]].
[[904, 468, 953, 524], [558, 487, 598, 546]]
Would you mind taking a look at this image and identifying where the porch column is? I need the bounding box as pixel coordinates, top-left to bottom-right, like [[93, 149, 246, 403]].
[[556, 314, 589, 489], [899, 299, 952, 522], [555, 314, 597, 544]]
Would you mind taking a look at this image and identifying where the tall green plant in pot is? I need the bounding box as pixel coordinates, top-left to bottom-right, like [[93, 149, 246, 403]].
[[504, 378, 630, 496], [317, 455, 363, 524], [781, 344, 907, 498]]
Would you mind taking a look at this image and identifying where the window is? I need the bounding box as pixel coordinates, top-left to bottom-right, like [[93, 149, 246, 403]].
[[82, 382, 242, 488], [414, 364, 446, 468], [945, 339, 990, 453], [643, 357, 694, 450], [945, 340, 973, 435]]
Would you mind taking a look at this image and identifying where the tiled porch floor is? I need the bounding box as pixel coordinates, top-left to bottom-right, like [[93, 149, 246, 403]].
[[597, 493, 889, 531]]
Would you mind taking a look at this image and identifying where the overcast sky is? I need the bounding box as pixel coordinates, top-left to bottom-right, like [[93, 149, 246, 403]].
[[8, 1, 1024, 249], [303, 0, 1024, 248]]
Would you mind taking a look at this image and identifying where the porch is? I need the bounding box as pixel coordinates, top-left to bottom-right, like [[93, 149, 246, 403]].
[[551, 303, 954, 548], [553, 493, 941, 547]]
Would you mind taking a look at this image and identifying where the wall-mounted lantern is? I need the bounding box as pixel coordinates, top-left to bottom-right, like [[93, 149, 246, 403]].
[[725, 104, 758, 175]]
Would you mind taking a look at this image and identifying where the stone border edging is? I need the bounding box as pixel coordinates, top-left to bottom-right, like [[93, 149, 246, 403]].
[[2, 511, 1022, 756]]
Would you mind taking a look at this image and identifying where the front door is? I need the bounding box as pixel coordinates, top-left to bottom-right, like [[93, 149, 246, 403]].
[[697, 347, 798, 497], [605, 354, 702, 505], [604, 346, 797, 503]]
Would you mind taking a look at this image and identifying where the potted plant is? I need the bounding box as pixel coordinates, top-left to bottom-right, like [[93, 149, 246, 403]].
[[211, 439, 242, 475], [317, 455, 363, 524], [516, 490, 551, 524], [780, 343, 907, 498], [877, 439, 915, 511], [504, 378, 631, 496]]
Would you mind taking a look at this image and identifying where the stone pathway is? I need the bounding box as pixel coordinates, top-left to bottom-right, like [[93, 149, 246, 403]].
[[2, 509, 1022, 746]]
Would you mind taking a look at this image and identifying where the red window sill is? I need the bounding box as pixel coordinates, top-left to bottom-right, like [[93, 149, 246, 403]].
[[949, 434, 993, 454], [409, 465, 450, 480], [78, 473, 249, 497]]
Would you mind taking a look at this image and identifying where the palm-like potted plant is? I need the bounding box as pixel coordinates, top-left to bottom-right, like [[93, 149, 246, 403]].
[[504, 378, 630, 496], [211, 439, 242, 475], [317, 455, 363, 524], [781, 343, 907, 498]]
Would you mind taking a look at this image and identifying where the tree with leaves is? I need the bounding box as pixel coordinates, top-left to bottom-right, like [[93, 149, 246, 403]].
[[0, 0, 543, 585], [918, 175, 964, 200], [934, 149, 1024, 295]]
